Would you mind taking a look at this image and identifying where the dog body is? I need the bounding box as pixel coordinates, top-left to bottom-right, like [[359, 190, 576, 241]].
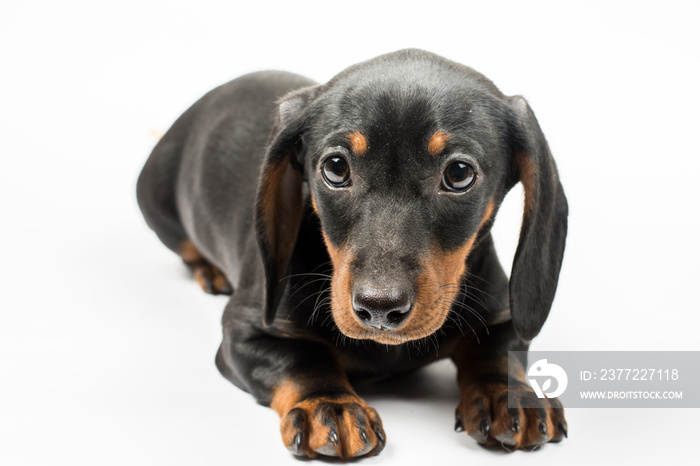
[[137, 49, 568, 458]]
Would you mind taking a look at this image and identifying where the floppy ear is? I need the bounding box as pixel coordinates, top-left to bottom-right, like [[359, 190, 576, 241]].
[[507, 96, 569, 341], [254, 86, 317, 326]]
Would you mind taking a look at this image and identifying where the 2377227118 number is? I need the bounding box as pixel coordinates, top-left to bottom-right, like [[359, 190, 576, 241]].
[[599, 368, 679, 381]]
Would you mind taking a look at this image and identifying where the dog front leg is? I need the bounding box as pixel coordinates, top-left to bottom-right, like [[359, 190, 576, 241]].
[[452, 322, 567, 450], [215, 303, 385, 459]]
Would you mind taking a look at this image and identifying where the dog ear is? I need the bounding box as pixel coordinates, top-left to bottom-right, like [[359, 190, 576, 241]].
[[507, 96, 568, 341], [254, 86, 318, 326]]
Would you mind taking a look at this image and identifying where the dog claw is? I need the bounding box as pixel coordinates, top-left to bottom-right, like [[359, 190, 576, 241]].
[[480, 418, 490, 436], [539, 421, 548, 436], [330, 430, 339, 446], [558, 422, 568, 439], [375, 428, 386, 447], [288, 433, 303, 455], [353, 430, 374, 457], [360, 429, 369, 445], [511, 418, 520, 434], [454, 411, 465, 432], [467, 416, 489, 444], [370, 428, 386, 456]]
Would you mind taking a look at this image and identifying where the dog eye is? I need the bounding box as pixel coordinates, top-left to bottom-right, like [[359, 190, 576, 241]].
[[442, 161, 476, 192], [322, 156, 351, 187]]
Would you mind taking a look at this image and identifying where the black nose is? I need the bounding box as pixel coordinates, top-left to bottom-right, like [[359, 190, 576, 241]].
[[352, 285, 413, 330]]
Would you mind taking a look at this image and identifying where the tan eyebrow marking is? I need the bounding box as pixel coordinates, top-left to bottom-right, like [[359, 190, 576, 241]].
[[348, 131, 368, 156], [428, 131, 449, 156]]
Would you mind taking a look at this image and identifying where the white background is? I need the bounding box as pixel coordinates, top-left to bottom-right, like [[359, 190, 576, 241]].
[[2, 1, 699, 464]]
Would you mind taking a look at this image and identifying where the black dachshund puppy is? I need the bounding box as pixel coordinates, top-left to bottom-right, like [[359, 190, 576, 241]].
[[137, 49, 568, 458]]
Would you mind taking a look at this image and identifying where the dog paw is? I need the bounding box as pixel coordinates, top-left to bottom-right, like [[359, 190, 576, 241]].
[[192, 263, 232, 295], [455, 376, 567, 451], [179, 240, 232, 295], [279, 394, 386, 459]]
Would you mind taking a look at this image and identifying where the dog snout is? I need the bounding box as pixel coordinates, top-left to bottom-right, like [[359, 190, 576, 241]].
[[352, 284, 414, 330]]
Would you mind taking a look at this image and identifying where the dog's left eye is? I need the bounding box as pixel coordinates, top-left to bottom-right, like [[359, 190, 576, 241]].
[[322, 156, 351, 187], [442, 161, 476, 192]]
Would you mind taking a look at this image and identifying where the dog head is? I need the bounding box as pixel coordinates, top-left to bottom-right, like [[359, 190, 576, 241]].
[[255, 49, 567, 343]]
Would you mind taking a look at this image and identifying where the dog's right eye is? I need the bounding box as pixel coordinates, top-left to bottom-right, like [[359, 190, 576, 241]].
[[322, 156, 351, 188]]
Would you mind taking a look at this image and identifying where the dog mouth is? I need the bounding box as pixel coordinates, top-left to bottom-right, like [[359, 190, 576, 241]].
[[321, 232, 475, 345], [329, 275, 460, 345], [330, 297, 454, 345]]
